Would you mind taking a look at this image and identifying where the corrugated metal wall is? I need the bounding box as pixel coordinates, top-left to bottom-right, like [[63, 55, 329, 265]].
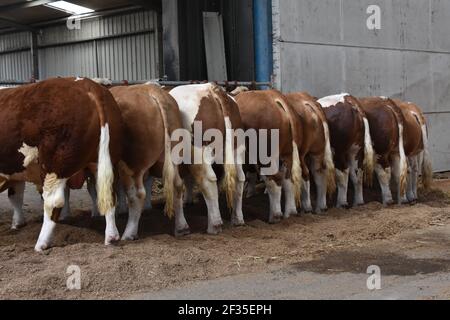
[[39, 10, 160, 80], [274, 0, 450, 172], [0, 10, 160, 82], [0, 31, 32, 81]]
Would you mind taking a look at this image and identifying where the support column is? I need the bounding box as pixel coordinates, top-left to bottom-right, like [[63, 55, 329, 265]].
[[31, 32, 39, 80], [162, 0, 180, 80], [253, 0, 273, 89]]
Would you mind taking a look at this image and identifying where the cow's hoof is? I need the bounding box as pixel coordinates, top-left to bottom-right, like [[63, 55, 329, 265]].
[[34, 241, 50, 252], [105, 234, 120, 245], [11, 221, 26, 230], [175, 227, 191, 237], [336, 203, 349, 209], [231, 219, 245, 227], [314, 208, 328, 215], [284, 209, 298, 219], [383, 200, 394, 207], [121, 233, 138, 241], [207, 224, 223, 235], [269, 213, 282, 224], [302, 208, 313, 214]]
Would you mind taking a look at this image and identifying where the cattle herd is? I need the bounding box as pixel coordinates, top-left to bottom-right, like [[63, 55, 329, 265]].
[[0, 77, 432, 252]]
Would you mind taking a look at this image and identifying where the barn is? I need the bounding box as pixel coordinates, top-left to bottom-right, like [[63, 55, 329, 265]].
[[1, 0, 450, 301]]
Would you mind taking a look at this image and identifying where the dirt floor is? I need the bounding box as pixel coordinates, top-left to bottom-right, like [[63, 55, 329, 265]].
[[0, 176, 450, 299]]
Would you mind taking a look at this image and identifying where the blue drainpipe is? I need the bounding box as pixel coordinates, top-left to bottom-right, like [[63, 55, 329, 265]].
[[253, 0, 273, 90]]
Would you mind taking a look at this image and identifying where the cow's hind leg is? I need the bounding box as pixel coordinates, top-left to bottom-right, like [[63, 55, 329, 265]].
[[175, 172, 190, 236], [349, 151, 364, 207], [282, 166, 298, 219], [374, 158, 393, 206], [232, 162, 246, 226], [407, 155, 419, 203], [191, 163, 223, 234], [391, 154, 408, 204], [301, 160, 313, 213], [312, 155, 328, 213], [262, 175, 282, 223], [35, 174, 67, 251], [143, 175, 153, 210], [122, 173, 146, 241], [8, 181, 26, 229]]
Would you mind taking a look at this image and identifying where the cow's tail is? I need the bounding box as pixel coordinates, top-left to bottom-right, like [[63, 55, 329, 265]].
[[152, 96, 177, 218], [96, 124, 115, 216], [388, 103, 408, 196], [322, 121, 336, 195], [362, 116, 375, 187], [420, 122, 433, 190], [211, 85, 237, 210], [275, 98, 302, 206]]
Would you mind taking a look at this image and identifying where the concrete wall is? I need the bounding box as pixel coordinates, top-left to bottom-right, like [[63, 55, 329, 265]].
[[273, 0, 450, 171]]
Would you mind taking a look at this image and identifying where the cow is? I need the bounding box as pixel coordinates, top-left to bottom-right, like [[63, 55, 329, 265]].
[[285, 92, 336, 213], [81, 84, 185, 239], [392, 99, 433, 202], [234, 89, 303, 221], [317, 94, 375, 208], [169, 83, 246, 233], [0, 77, 123, 251], [358, 97, 408, 205]]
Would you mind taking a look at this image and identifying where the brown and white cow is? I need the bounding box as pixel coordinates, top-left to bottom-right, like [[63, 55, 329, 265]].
[[358, 97, 408, 205], [234, 89, 303, 221], [317, 94, 375, 208], [0, 77, 123, 251], [85, 84, 185, 239], [284, 92, 335, 213], [169, 83, 245, 233], [392, 99, 432, 202]]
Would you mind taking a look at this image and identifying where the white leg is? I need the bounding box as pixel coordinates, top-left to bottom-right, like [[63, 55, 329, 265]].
[[349, 158, 364, 207], [245, 172, 257, 198], [122, 180, 145, 241], [143, 176, 153, 210], [374, 163, 393, 205], [391, 155, 407, 204], [407, 156, 419, 202], [335, 168, 350, 209], [174, 187, 190, 236], [199, 164, 223, 234], [282, 177, 297, 218], [8, 181, 25, 229], [86, 176, 100, 217], [35, 175, 67, 251], [232, 164, 245, 226], [301, 179, 313, 213], [312, 157, 328, 213], [104, 207, 120, 245], [263, 177, 282, 223], [60, 187, 71, 221]]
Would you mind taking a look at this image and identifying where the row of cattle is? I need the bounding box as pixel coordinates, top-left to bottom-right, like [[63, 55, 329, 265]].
[[0, 78, 432, 252]]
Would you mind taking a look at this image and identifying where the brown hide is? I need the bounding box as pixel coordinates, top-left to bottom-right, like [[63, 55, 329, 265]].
[[392, 99, 425, 157], [0, 78, 123, 183], [358, 97, 401, 167], [109, 84, 183, 178], [321, 95, 365, 170]]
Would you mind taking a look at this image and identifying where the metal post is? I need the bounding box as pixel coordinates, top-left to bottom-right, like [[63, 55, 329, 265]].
[[31, 32, 39, 80], [253, 0, 273, 90], [162, 0, 180, 80]]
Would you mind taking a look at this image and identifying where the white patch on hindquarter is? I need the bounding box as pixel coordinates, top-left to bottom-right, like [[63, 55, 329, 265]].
[[169, 83, 213, 132], [75, 77, 84, 81], [91, 78, 112, 85], [318, 93, 350, 108], [18, 143, 38, 167]]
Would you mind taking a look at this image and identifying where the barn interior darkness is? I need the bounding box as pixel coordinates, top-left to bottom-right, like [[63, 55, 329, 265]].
[[172, 0, 255, 81]]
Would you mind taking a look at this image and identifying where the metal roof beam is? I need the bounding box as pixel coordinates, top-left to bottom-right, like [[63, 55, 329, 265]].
[[0, 0, 55, 12], [0, 17, 36, 32]]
